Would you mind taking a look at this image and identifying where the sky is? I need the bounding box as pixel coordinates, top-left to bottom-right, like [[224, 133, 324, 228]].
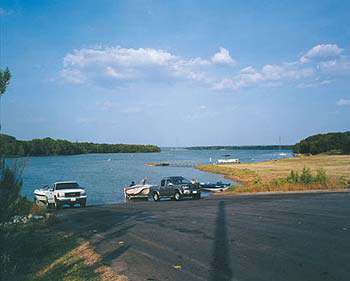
[[0, 0, 349, 146]]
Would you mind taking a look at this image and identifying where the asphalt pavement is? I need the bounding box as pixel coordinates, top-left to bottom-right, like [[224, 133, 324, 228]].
[[56, 191, 350, 281]]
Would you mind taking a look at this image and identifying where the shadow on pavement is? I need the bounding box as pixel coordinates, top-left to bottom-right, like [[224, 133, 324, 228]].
[[210, 200, 233, 281]]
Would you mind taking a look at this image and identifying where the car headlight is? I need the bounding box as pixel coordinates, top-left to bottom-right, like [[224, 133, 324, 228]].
[[59, 192, 65, 197]]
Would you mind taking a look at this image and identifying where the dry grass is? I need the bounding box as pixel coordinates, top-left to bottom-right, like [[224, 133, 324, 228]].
[[197, 155, 350, 193], [36, 240, 128, 281]]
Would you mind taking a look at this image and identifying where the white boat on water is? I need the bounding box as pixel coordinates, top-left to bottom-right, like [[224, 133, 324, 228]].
[[217, 158, 240, 164]]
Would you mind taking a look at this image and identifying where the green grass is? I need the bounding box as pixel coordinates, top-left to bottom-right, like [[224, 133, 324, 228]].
[[0, 221, 98, 281]]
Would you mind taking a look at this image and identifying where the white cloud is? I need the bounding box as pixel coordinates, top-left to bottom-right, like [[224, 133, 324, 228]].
[[211, 47, 235, 65], [61, 68, 86, 84], [61, 43, 350, 92], [214, 63, 314, 91], [300, 44, 343, 63], [337, 99, 350, 106], [97, 100, 117, 111], [318, 58, 350, 74], [62, 46, 212, 87]]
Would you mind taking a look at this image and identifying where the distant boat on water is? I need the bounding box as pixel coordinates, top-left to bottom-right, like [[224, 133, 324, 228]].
[[145, 162, 170, 167], [217, 158, 240, 164]]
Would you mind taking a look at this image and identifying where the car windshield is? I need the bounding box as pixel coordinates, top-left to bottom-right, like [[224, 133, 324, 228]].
[[55, 182, 80, 190], [170, 177, 191, 185]]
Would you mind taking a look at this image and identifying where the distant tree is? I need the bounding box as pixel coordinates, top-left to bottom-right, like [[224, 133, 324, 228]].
[[293, 132, 350, 155], [0, 68, 11, 132], [0, 134, 161, 156]]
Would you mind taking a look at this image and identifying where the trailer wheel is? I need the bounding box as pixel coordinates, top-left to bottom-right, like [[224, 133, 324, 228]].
[[153, 192, 160, 202]]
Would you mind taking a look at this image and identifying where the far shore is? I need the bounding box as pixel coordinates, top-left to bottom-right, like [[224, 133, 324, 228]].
[[197, 154, 350, 193]]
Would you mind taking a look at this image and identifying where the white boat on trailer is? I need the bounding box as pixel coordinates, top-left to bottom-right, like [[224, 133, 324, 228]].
[[200, 181, 231, 192], [123, 179, 156, 200]]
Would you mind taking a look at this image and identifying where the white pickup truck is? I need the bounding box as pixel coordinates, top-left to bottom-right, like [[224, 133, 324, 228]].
[[34, 181, 87, 209]]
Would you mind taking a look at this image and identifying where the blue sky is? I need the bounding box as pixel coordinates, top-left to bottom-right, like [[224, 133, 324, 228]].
[[0, 0, 349, 146]]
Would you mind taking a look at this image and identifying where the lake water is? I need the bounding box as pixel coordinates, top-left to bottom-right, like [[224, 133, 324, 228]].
[[19, 148, 293, 205]]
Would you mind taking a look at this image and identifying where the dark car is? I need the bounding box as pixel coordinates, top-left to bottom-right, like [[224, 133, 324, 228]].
[[150, 176, 201, 201]]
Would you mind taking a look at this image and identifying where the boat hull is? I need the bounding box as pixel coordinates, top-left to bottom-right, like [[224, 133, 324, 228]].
[[123, 184, 154, 200], [200, 187, 229, 192]]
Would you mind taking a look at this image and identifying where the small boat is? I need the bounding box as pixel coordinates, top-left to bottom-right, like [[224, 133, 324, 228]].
[[145, 162, 170, 167], [217, 158, 240, 164], [123, 179, 156, 200], [200, 181, 231, 192]]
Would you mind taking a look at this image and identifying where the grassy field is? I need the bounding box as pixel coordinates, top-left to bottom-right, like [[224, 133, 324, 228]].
[[197, 155, 350, 193]]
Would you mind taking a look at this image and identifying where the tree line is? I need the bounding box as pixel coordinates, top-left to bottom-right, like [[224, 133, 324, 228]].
[[187, 145, 293, 150], [293, 131, 350, 155], [0, 134, 161, 156]]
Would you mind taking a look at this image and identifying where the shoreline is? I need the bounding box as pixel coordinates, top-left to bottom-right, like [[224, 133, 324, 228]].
[[196, 154, 350, 194]]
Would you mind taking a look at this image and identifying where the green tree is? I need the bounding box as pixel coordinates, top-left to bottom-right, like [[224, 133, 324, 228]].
[[0, 68, 11, 132]]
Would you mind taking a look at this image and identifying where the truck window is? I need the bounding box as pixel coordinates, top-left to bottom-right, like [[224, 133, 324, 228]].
[[55, 182, 79, 190], [161, 179, 165, 187]]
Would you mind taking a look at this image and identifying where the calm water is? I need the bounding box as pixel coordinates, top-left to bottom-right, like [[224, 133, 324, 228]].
[[18, 148, 293, 205]]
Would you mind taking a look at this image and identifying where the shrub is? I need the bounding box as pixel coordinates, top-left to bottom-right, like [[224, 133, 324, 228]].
[[282, 168, 330, 187], [287, 170, 299, 183], [300, 167, 313, 184], [253, 176, 262, 185], [0, 160, 23, 223], [315, 169, 327, 184]]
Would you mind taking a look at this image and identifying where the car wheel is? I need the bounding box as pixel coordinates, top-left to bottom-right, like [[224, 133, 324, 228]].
[[174, 191, 181, 201], [153, 192, 160, 201]]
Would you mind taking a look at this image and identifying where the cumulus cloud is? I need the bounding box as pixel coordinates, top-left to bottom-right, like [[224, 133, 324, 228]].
[[61, 46, 213, 87], [61, 43, 350, 92], [300, 44, 343, 63], [211, 47, 235, 65], [214, 64, 314, 91], [337, 99, 350, 106]]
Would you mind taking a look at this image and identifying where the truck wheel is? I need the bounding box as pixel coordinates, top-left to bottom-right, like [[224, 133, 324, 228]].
[[54, 200, 60, 209], [153, 192, 160, 202], [174, 191, 181, 201], [193, 193, 201, 200], [80, 201, 86, 208]]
